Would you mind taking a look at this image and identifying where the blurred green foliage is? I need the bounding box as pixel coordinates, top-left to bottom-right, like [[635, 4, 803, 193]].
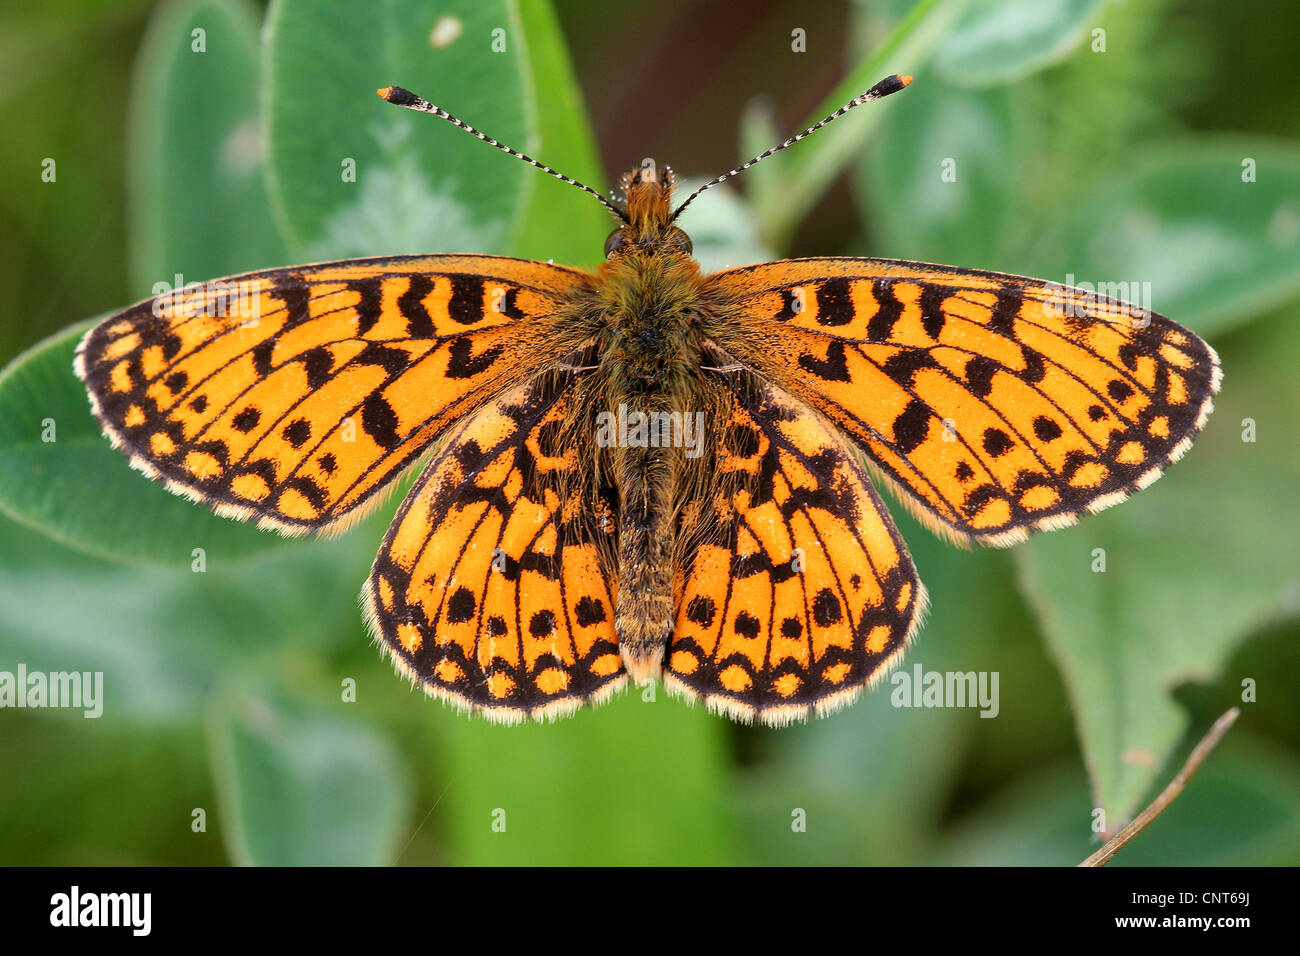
[[0, 0, 1296, 865]]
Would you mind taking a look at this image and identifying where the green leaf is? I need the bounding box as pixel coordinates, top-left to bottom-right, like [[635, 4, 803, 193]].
[[508, 0, 610, 267], [1024, 142, 1300, 337], [264, 0, 536, 260], [935, 0, 1106, 89], [208, 679, 411, 865], [0, 714, 220, 865], [432, 693, 738, 865], [0, 508, 381, 723], [127, 0, 288, 296], [673, 179, 775, 275], [858, 74, 1026, 269], [934, 736, 1300, 865], [0, 323, 286, 566], [736, 95, 784, 230], [1016, 308, 1300, 825], [0, 515, 233, 722], [761, 0, 967, 249]]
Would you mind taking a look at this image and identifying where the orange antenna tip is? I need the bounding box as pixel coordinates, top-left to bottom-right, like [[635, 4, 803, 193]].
[[377, 86, 421, 106]]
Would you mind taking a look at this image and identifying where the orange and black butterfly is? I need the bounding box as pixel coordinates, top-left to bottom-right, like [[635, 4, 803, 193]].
[[76, 75, 1220, 726]]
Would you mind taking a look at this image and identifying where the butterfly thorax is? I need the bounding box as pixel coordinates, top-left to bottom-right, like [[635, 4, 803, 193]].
[[597, 163, 703, 384]]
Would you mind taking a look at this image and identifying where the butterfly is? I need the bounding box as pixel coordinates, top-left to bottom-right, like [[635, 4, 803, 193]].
[[75, 75, 1220, 726]]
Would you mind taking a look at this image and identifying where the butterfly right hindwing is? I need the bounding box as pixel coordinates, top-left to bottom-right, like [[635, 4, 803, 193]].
[[666, 370, 925, 725]]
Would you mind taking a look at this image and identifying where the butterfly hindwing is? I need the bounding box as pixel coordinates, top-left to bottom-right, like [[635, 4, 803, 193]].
[[75, 254, 591, 535], [704, 258, 1221, 545], [365, 370, 626, 722], [666, 372, 925, 725]]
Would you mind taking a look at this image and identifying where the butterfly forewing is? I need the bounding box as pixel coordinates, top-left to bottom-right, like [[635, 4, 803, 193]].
[[704, 258, 1221, 546], [76, 255, 592, 535]]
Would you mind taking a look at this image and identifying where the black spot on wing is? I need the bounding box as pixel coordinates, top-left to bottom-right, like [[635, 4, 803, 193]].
[[282, 418, 311, 448], [686, 596, 716, 627], [1032, 416, 1062, 442], [813, 277, 854, 327], [251, 340, 275, 376], [575, 596, 607, 627], [1019, 348, 1046, 384], [734, 611, 761, 638], [498, 287, 526, 320], [529, 610, 557, 637], [867, 281, 904, 341], [270, 280, 312, 330], [361, 393, 400, 449], [354, 342, 411, 376], [798, 340, 851, 382], [397, 275, 436, 338], [1108, 379, 1135, 402], [303, 347, 334, 390], [812, 589, 842, 627], [446, 586, 476, 624], [774, 288, 801, 321], [232, 406, 260, 433], [882, 348, 939, 388], [982, 427, 1013, 457], [965, 354, 998, 398], [892, 399, 931, 455], [447, 275, 485, 325], [918, 284, 948, 339], [446, 337, 503, 379], [989, 289, 1021, 338], [345, 276, 385, 336]]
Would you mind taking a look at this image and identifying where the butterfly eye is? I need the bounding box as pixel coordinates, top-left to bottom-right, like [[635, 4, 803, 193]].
[[604, 228, 628, 258], [670, 228, 693, 255]]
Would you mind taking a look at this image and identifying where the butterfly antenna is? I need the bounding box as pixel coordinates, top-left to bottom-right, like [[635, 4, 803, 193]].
[[377, 86, 628, 222], [670, 73, 912, 222]]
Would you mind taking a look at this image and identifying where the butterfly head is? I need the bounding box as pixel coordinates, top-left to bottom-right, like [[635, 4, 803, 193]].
[[605, 158, 693, 259]]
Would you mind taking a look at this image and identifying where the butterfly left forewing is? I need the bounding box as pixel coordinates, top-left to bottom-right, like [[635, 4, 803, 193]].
[[666, 373, 924, 726], [76, 254, 591, 535], [704, 258, 1220, 545]]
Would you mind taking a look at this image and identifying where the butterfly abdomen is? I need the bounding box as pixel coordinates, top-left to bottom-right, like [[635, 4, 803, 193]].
[[592, 251, 705, 682]]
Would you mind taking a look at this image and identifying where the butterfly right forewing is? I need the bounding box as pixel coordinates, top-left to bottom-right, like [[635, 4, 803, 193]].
[[704, 258, 1220, 546]]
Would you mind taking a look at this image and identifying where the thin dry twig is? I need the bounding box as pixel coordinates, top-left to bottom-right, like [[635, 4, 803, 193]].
[[1078, 707, 1240, 867]]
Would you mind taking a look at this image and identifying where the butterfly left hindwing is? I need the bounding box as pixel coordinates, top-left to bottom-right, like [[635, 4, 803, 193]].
[[365, 367, 627, 722]]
